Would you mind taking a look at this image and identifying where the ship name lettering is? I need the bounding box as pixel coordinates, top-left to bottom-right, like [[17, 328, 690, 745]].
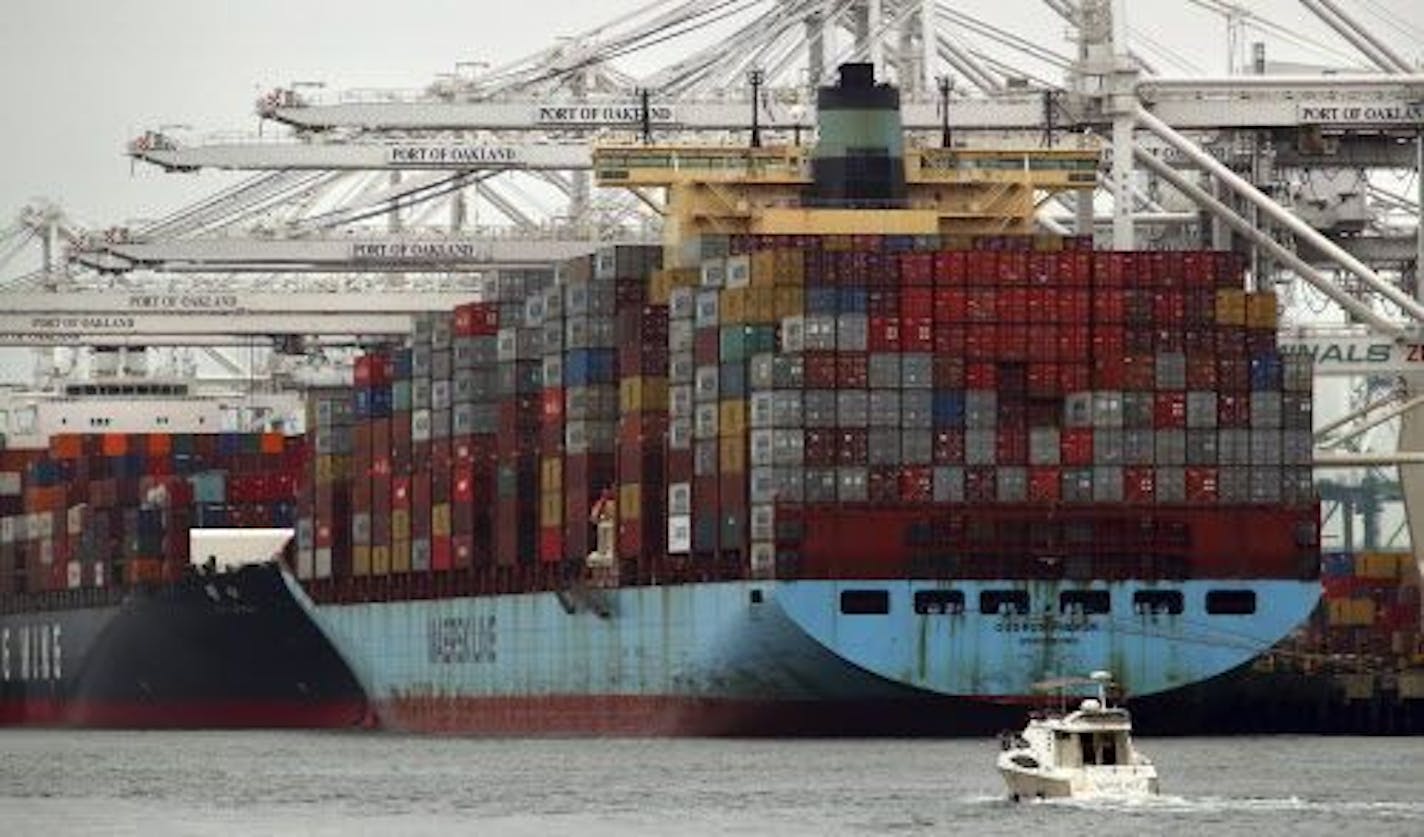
[[428, 615, 496, 664], [2, 623, 62, 682]]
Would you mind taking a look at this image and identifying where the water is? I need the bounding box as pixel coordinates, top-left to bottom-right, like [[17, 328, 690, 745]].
[[0, 732, 1420, 836]]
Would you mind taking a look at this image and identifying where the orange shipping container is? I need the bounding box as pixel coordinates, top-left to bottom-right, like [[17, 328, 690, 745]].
[[147, 433, 172, 457], [49, 434, 83, 460], [260, 433, 285, 455], [101, 433, 129, 457]]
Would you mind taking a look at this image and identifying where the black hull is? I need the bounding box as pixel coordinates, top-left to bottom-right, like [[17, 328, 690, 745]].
[[0, 562, 367, 728]]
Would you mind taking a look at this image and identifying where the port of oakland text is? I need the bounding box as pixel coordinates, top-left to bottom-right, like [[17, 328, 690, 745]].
[[386, 146, 522, 166], [0, 623, 63, 682], [1297, 103, 1424, 125], [26, 316, 136, 332], [126, 294, 241, 312], [535, 104, 674, 125], [350, 242, 494, 261], [428, 615, 496, 665]]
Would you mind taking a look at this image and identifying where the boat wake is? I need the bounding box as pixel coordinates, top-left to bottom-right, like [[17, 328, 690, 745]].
[[1007, 794, 1424, 818]]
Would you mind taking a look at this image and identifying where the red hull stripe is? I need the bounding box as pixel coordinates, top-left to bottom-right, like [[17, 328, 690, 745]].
[[0, 699, 368, 729], [375, 694, 1009, 736]]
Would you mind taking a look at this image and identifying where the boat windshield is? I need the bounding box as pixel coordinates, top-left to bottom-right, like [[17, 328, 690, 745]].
[[1082, 732, 1125, 766]]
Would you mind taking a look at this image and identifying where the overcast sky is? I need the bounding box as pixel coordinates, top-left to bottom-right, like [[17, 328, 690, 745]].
[[3, 0, 1420, 230]]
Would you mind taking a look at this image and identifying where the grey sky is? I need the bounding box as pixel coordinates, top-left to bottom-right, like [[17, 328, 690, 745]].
[[3, 0, 1420, 235]]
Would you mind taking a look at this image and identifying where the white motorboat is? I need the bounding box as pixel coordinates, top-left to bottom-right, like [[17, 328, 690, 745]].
[[997, 671, 1160, 801]]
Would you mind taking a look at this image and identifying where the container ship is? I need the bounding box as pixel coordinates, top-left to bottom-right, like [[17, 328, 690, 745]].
[[0, 376, 366, 727], [272, 64, 1324, 735]]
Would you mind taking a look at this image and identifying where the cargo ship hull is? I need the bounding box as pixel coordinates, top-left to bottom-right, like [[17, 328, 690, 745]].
[[0, 563, 367, 728], [311, 577, 1319, 735]]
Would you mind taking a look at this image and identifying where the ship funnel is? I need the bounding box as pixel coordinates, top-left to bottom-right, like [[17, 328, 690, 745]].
[[808, 63, 906, 208]]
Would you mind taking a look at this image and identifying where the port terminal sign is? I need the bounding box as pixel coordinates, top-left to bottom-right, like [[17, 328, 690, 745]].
[[386, 145, 523, 167], [1296, 102, 1424, 126]]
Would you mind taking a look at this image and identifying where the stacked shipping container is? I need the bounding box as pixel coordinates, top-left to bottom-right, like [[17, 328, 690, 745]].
[[1, 432, 301, 595], [301, 235, 1316, 600]]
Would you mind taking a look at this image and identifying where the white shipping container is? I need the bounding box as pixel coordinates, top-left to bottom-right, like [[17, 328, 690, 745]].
[[750, 393, 775, 428], [297, 545, 315, 580], [750, 429, 775, 466], [0, 472, 20, 496], [780, 316, 806, 353], [668, 515, 692, 553], [750, 505, 776, 542], [668, 482, 692, 516], [750, 542, 776, 579], [700, 257, 727, 288]]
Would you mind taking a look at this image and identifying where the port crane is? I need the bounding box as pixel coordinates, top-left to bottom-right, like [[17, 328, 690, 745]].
[[5, 0, 1424, 555]]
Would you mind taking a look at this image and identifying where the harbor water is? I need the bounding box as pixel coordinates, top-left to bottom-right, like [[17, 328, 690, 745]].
[[0, 731, 1420, 835]]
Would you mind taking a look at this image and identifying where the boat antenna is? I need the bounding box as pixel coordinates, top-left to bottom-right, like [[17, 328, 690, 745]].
[[1090, 670, 1112, 707]]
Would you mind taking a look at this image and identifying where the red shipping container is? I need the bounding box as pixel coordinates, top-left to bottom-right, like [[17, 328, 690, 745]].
[[1092, 289, 1125, 323], [965, 467, 996, 502], [392, 476, 411, 510], [869, 468, 899, 504], [1185, 354, 1218, 389], [965, 325, 995, 360], [1124, 467, 1155, 503], [934, 325, 965, 356], [998, 325, 1030, 361], [903, 318, 933, 352], [453, 534, 475, 569], [1091, 357, 1125, 390], [805, 430, 838, 467], [539, 529, 564, 563], [837, 429, 870, 465], [1153, 392, 1187, 428], [900, 253, 934, 286], [1061, 429, 1094, 465], [454, 302, 499, 337], [868, 316, 901, 352], [453, 467, 476, 503], [1028, 363, 1059, 398], [934, 356, 966, 388], [1218, 393, 1251, 427], [805, 352, 838, 388], [1152, 291, 1185, 324], [1094, 252, 1127, 288], [1058, 326, 1089, 361], [997, 288, 1028, 321], [934, 251, 966, 285], [996, 428, 1028, 464], [1028, 326, 1058, 362], [542, 389, 565, 423], [997, 251, 1028, 285], [899, 466, 933, 503], [1217, 356, 1249, 391], [1122, 354, 1155, 390], [966, 362, 996, 389], [1185, 467, 1219, 504], [933, 289, 968, 322], [933, 430, 966, 464], [900, 287, 932, 319], [837, 353, 869, 388], [967, 290, 996, 322], [1028, 467, 1061, 502]]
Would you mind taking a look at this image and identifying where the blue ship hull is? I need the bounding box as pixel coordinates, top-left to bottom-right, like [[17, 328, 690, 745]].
[[301, 577, 1320, 735]]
